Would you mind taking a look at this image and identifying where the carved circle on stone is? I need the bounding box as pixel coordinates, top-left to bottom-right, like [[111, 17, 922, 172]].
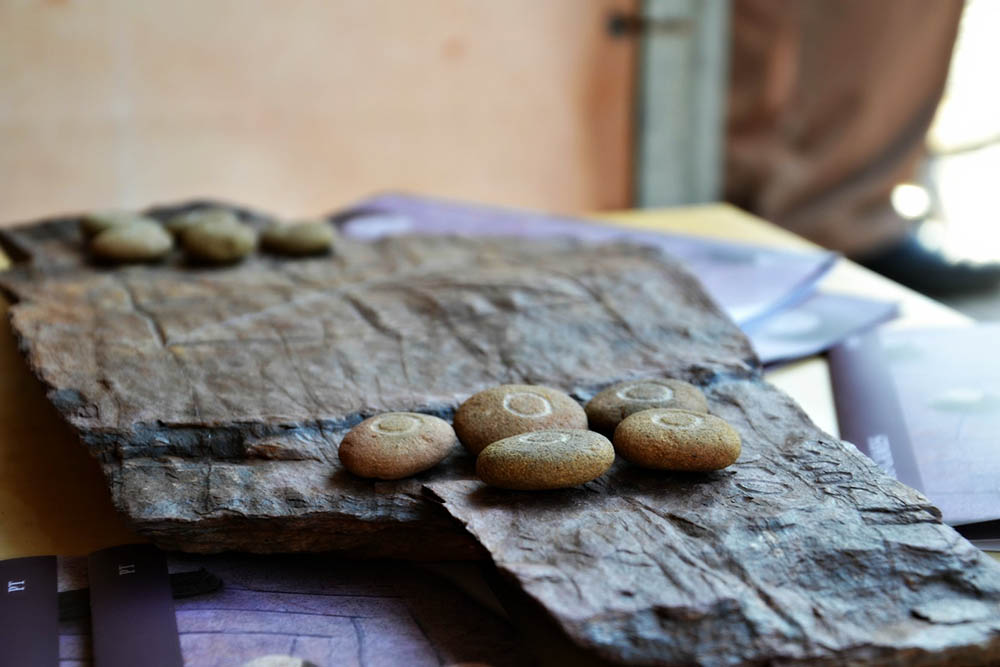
[[518, 431, 571, 445], [371, 413, 422, 435], [616, 382, 674, 403], [502, 391, 553, 418], [652, 411, 704, 430]]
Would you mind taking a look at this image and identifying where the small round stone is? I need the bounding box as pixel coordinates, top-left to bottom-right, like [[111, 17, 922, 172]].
[[261, 220, 335, 256], [453, 384, 588, 455], [338, 412, 458, 480], [613, 408, 741, 471], [585, 378, 708, 433], [89, 220, 173, 262], [181, 217, 257, 264], [165, 207, 240, 237], [476, 429, 615, 490], [81, 210, 151, 238]]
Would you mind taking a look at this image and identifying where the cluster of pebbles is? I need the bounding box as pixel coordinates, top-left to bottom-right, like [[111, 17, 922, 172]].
[[337, 379, 742, 490], [81, 208, 335, 264]]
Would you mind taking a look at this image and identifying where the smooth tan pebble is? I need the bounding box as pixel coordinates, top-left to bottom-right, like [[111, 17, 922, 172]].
[[81, 210, 158, 238], [261, 220, 335, 256], [338, 412, 458, 480], [181, 217, 257, 264], [166, 207, 240, 237], [476, 429, 615, 490], [453, 384, 588, 455], [90, 220, 173, 262], [586, 378, 708, 433], [613, 408, 740, 471]]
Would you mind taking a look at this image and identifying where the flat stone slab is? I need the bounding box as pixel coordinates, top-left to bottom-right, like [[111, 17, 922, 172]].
[[0, 202, 752, 555], [429, 378, 1000, 665], [2, 201, 998, 664]]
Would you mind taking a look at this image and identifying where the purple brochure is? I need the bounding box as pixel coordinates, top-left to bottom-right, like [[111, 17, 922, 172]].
[[746, 291, 898, 365], [829, 325, 1000, 548], [87, 544, 182, 667], [57, 554, 523, 666], [1, 555, 58, 666], [334, 193, 836, 326]]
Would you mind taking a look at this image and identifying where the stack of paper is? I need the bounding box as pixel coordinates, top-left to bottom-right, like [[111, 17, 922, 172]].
[[830, 326, 1000, 548], [337, 193, 895, 365]]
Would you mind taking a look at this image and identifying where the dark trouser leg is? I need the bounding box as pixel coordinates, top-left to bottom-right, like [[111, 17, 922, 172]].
[[725, 0, 963, 257]]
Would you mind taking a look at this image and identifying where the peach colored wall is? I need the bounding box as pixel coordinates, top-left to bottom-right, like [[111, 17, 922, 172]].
[[0, 0, 636, 225]]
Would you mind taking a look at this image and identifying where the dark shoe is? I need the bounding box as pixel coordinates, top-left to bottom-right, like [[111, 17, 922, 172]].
[[857, 230, 1000, 296]]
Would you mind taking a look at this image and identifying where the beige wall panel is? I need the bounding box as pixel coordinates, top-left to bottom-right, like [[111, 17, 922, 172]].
[[0, 0, 635, 224]]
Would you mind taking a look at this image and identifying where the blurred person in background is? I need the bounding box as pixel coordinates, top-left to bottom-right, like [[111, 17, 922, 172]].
[[725, 0, 1000, 295]]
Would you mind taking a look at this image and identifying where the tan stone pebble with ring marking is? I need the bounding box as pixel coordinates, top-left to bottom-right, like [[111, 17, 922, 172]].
[[80, 210, 150, 238], [453, 384, 588, 455], [338, 412, 458, 480], [166, 207, 240, 237], [261, 219, 336, 256], [90, 219, 173, 263], [613, 408, 740, 471], [585, 377, 709, 433], [180, 215, 257, 264], [476, 429, 615, 490]]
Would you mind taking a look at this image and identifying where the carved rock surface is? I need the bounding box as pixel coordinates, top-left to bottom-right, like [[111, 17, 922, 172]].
[[2, 202, 999, 665], [0, 202, 752, 556], [428, 379, 1000, 665]]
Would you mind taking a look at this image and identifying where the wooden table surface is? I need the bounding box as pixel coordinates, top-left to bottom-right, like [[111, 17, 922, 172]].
[[0, 203, 991, 561]]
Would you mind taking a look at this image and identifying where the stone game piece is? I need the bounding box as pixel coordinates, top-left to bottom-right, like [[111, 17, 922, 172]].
[[80, 210, 146, 238], [613, 408, 741, 471], [585, 377, 708, 433], [453, 384, 588, 455], [338, 412, 458, 480], [476, 429, 614, 490], [165, 207, 240, 237], [260, 220, 335, 256], [89, 219, 173, 263], [180, 215, 257, 264]]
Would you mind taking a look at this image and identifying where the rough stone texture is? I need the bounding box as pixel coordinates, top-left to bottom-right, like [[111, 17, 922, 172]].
[[0, 201, 751, 557], [428, 379, 1000, 665], [3, 201, 999, 665]]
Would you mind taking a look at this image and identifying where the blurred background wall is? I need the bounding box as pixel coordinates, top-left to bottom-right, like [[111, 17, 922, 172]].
[[0, 0, 636, 224]]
